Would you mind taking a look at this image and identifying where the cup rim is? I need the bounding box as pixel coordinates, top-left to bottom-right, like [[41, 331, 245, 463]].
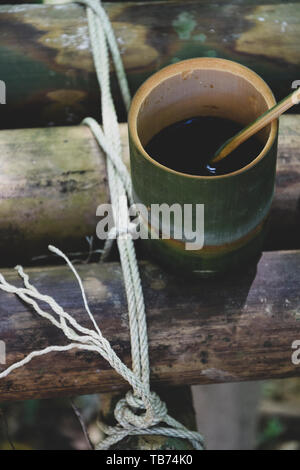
[[128, 58, 278, 180]]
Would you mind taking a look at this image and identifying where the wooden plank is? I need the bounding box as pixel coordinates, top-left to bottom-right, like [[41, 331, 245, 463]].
[[0, 114, 298, 265], [0, 2, 299, 128], [0, 249, 299, 401]]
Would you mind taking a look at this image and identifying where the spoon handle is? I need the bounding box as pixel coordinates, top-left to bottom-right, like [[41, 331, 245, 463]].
[[211, 87, 300, 164]]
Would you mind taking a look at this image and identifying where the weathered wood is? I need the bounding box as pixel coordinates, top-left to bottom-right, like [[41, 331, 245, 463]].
[[0, 125, 129, 265], [0, 2, 299, 128], [0, 125, 109, 265], [99, 387, 197, 450], [0, 249, 299, 401], [0, 115, 298, 265]]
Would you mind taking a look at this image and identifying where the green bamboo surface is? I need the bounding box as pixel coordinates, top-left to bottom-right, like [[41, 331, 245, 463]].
[[0, 2, 299, 128]]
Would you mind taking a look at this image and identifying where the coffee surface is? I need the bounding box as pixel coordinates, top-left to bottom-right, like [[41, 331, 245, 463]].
[[145, 116, 264, 176]]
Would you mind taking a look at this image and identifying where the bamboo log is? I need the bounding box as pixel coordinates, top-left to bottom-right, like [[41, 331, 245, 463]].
[[0, 2, 299, 128], [0, 124, 129, 265], [0, 115, 298, 265], [0, 249, 299, 401], [0, 125, 107, 265]]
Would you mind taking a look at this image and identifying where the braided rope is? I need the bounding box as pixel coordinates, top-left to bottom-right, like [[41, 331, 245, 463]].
[[0, 0, 204, 450]]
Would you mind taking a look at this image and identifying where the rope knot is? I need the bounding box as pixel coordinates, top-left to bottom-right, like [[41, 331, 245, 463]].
[[108, 222, 137, 240], [114, 391, 168, 430]]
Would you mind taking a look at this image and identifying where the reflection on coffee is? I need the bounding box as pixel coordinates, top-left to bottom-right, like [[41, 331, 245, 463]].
[[145, 116, 264, 176]]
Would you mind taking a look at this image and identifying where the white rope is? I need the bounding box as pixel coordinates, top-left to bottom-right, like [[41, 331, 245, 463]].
[[0, 0, 204, 450]]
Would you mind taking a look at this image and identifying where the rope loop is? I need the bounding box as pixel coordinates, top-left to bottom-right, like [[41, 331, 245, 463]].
[[114, 391, 168, 430]]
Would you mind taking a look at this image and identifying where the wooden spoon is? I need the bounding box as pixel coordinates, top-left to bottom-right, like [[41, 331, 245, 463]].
[[211, 87, 300, 164]]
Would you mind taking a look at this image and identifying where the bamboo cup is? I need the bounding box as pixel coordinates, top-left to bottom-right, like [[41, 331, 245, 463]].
[[128, 58, 278, 277]]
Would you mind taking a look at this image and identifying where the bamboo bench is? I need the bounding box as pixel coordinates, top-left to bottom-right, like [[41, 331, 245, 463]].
[[0, 1, 299, 406], [0, 114, 299, 402]]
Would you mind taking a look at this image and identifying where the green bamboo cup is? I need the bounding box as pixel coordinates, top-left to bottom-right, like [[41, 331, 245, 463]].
[[128, 58, 278, 277]]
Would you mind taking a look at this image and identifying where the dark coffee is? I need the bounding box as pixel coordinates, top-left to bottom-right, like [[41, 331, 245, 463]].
[[145, 116, 264, 176]]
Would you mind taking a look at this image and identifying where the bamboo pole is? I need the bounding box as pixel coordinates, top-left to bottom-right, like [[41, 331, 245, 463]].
[[0, 115, 297, 265], [0, 2, 299, 128]]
